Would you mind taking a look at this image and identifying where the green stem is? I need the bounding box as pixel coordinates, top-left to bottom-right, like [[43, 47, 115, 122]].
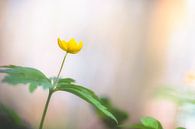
[[38, 90, 53, 129], [54, 52, 68, 86], [38, 53, 68, 129]]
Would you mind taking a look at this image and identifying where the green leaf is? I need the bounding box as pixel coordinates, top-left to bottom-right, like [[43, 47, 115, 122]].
[[176, 127, 186, 129], [0, 65, 52, 92], [120, 123, 155, 129], [58, 78, 75, 84], [123, 117, 163, 129], [56, 79, 118, 124], [0, 103, 31, 129], [99, 97, 128, 123], [122, 117, 187, 129], [140, 117, 163, 129], [95, 97, 128, 128], [127, 124, 148, 129], [0, 103, 22, 125]]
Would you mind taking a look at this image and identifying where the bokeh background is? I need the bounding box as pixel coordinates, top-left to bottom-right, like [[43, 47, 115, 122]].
[[0, 0, 195, 129]]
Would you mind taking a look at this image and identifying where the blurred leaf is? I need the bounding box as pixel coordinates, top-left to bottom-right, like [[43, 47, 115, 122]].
[[56, 80, 118, 124], [140, 117, 163, 129], [0, 65, 52, 92], [95, 97, 128, 129], [124, 117, 163, 129], [0, 103, 31, 129], [0, 104, 21, 125], [127, 123, 149, 129], [176, 127, 186, 129], [155, 86, 195, 105]]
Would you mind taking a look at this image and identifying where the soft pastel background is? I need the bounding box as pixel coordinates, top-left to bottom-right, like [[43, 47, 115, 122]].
[[0, 0, 195, 129]]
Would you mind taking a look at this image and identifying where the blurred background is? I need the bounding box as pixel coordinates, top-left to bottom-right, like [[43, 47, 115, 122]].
[[0, 0, 195, 129]]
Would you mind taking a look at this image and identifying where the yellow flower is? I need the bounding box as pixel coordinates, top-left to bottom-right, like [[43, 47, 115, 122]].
[[58, 37, 83, 54], [185, 72, 195, 84]]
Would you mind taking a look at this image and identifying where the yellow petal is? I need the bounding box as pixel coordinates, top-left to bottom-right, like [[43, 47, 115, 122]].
[[69, 38, 77, 45], [61, 40, 68, 51], [58, 38, 64, 49], [78, 41, 83, 49], [66, 38, 77, 53], [70, 41, 83, 54], [75, 41, 83, 52]]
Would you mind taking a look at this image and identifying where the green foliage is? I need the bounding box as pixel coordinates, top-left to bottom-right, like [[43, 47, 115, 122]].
[[0, 65, 52, 92], [0, 65, 188, 129], [127, 124, 147, 129], [176, 127, 186, 129], [0, 103, 31, 129], [95, 97, 128, 129], [58, 78, 75, 84], [140, 117, 163, 129], [123, 116, 186, 129], [155, 86, 195, 105], [0, 65, 118, 124], [55, 78, 118, 124], [125, 117, 163, 129]]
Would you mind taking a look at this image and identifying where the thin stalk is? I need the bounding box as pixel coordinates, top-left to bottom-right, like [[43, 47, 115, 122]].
[[38, 90, 53, 129], [38, 53, 68, 129], [54, 52, 68, 86]]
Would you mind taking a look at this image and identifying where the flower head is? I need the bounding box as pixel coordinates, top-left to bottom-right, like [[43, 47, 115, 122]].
[[185, 72, 195, 85], [58, 37, 83, 54]]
